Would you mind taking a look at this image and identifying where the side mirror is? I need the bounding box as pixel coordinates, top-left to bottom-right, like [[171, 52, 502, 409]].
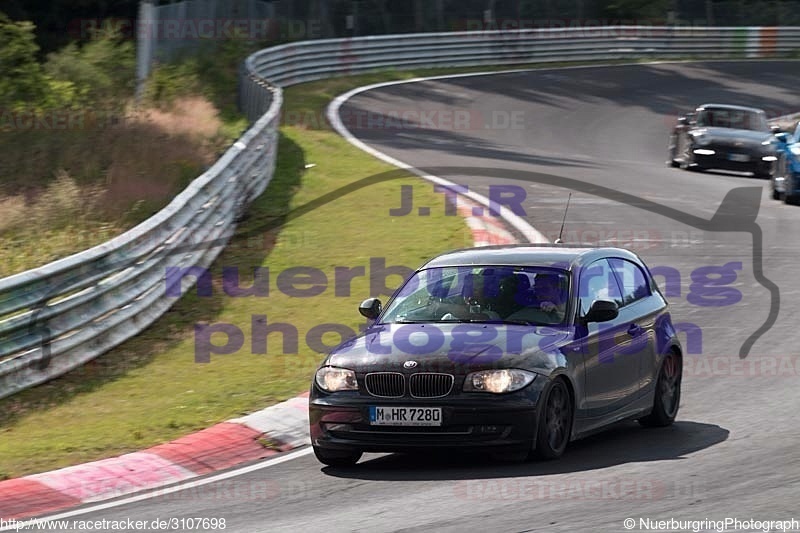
[[358, 298, 382, 320], [771, 124, 782, 134], [775, 131, 791, 144], [583, 300, 619, 323], [677, 116, 688, 125]]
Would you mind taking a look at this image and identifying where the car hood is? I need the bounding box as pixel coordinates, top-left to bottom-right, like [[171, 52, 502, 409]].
[[325, 322, 574, 375], [694, 127, 773, 144]]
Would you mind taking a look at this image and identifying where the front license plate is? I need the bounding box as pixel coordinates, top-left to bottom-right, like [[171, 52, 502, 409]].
[[369, 406, 442, 426], [728, 153, 750, 162]]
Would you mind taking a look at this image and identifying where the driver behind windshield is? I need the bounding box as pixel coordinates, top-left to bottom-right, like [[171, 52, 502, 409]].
[[530, 273, 567, 317], [384, 267, 568, 325], [440, 270, 567, 325]]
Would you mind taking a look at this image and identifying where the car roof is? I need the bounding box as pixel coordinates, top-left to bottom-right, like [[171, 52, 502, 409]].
[[696, 103, 765, 114], [419, 244, 645, 271]]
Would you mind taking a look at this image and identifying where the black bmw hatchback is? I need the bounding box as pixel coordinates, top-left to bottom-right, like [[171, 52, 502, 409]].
[[309, 245, 683, 466]]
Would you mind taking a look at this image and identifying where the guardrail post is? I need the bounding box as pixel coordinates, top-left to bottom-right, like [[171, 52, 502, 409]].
[[135, 0, 156, 101]]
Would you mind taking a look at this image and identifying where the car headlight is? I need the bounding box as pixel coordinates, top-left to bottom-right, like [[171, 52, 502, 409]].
[[463, 369, 536, 393], [315, 367, 358, 392], [790, 145, 800, 157]]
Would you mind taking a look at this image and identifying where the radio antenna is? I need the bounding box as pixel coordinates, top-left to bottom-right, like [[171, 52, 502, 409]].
[[554, 193, 572, 244]]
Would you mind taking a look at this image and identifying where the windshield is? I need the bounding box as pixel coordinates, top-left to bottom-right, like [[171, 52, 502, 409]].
[[380, 266, 570, 326], [695, 108, 768, 131]]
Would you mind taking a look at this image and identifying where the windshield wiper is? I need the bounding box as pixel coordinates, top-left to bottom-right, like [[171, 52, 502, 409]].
[[442, 318, 537, 326], [392, 318, 538, 326], [485, 319, 537, 326]]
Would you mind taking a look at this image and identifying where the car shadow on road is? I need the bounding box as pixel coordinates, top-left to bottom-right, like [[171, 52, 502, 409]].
[[321, 420, 728, 481], [684, 168, 768, 181]]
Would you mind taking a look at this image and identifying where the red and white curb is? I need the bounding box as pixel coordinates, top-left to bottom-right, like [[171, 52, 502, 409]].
[[0, 393, 309, 520], [457, 197, 518, 246]]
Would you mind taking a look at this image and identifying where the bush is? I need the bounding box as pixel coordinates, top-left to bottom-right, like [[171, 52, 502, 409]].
[[141, 59, 203, 108], [44, 26, 135, 114], [143, 29, 261, 123], [0, 12, 48, 111]]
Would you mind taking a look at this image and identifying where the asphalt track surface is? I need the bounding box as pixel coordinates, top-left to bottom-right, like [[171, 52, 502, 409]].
[[42, 62, 800, 532]]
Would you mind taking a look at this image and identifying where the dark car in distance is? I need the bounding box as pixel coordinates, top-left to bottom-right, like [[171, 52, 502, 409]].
[[668, 103, 780, 178], [309, 245, 684, 466]]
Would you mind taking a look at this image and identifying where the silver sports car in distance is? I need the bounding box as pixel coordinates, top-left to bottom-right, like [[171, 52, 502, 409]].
[[669, 103, 780, 178]]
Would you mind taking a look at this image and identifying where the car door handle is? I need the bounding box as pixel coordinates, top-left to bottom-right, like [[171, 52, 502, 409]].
[[627, 324, 642, 336]]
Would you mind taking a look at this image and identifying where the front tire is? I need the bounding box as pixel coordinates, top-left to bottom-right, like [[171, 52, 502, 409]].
[[668, 135, 680, 167], [532, 379, 573, 460], [313, 446, 362, 467], [759, 155, 782, 181], [639, 351, 682, 427], [785, 172, 798, 205], [679, 144, 704, 172], [772, 161, 784, 199]]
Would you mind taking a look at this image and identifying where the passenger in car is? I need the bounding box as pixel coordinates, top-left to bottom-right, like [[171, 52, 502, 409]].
[[530, 273, 568, 318]]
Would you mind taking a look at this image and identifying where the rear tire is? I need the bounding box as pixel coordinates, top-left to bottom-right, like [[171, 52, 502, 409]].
[[532, 379, 573, 460], [785, 173, 798, 205], [639, 351, 682, 428], [313, 446, 362, 467]]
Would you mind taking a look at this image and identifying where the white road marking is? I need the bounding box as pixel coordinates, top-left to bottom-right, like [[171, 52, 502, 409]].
[[327, 72, 550, 244]]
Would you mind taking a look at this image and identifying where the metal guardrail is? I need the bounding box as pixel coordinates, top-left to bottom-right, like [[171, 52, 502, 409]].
[[0, 85, 281, 399], [2, 26, 799, 398], [241, 26, 800, 112]]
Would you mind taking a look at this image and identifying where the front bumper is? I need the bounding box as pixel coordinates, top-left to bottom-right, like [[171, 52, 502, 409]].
[[693, 147, 775, 175], [310, 393, 541, 454]]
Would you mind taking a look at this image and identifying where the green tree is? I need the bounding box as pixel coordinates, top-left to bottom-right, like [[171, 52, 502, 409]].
[[44, 25, 135, 111], [0, 12, 48, 110]]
